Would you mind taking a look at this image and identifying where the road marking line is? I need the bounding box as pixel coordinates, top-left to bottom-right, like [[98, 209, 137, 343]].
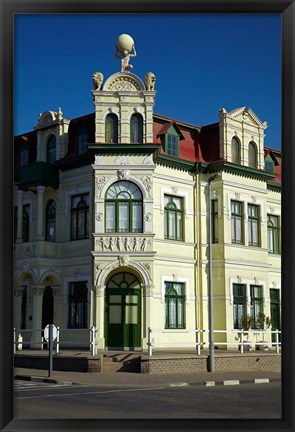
[[170, 383, 188, 387], [14, 386, 165, 400]]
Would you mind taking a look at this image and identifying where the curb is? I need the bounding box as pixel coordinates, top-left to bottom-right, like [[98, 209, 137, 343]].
[[169, 378, 280, 387], [14, 375, 73, 386]]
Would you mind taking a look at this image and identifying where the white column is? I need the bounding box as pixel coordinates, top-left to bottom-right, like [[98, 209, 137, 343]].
[[16, 190, 24, 243], [36, 186, 45, 240], [30, 285, 44, 349], [93, 285, 105, 350]]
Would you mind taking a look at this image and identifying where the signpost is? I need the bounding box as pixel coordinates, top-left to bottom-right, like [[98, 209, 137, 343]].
[[44, 324, 57, 377]]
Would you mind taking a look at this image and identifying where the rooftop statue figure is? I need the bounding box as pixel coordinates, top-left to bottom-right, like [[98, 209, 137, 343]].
[[115, 45, 137, 72], [114, 34, 137, 72]]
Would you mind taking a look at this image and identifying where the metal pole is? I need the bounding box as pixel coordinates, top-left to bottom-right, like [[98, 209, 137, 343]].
[[48, 324, 53, 378], [148, 327, 152, 356], [208, 176, 215, 372]]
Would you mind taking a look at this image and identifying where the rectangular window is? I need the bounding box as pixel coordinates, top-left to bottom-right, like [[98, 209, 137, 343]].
[[165, 282, 185, 329], [20, 149, 29, 167], [250, 285, 263, 329], [105, 202, 116, 232], [231, 201, 243, 244], [248, 204, 260, 246], [166, 134, 179, 156], [22, 204, 30, 242], [68, 282, 88, 328], [132, 202, 143, 232], [212, 200, 219, 243], [164, 195, 184, 241], [77, 132, 88, 155], [233, 284, 246, 329], [267, 215, 280, 254]]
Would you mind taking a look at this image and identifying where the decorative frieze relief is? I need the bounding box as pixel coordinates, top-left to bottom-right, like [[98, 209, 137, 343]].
[[118, 255, 129, 266], [141, 176, 152, 197], [117, 169, 129, 180], [95, 176, 108, 198], [144, 212, 152, 222], [95, 236, 151, 253], [95, 212, 103, 221], [143, 155, 153, 165], [115, 155, 133, 165]]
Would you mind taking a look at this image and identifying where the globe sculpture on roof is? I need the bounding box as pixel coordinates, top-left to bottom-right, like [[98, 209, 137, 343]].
[[116, 34, 134, 53], [115, 34, 137, 72]]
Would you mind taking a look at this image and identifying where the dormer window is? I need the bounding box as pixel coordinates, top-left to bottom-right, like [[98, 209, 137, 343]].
[[77, 131, 88, 154], [130, 113, 143, 144], [265, 154, 274, 172], [166, 134, 179, 156], [47, 135, 56, 163], [157, 123, 183, 157]]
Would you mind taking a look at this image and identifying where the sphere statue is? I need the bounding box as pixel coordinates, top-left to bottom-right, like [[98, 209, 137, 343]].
[[116, 34, 134, 53]]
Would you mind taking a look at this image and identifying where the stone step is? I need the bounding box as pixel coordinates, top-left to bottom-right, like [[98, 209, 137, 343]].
[[101, 355, 141, 373]]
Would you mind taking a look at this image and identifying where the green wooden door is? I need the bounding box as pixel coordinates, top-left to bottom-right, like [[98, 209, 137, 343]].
[[105, 272, 141, 348]]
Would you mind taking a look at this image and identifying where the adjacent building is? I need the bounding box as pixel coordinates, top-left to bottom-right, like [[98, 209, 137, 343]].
[[14, 60, 281, 352]]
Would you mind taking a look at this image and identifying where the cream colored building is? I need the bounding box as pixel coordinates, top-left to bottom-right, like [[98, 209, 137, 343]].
[[14, 66, 281, 352]]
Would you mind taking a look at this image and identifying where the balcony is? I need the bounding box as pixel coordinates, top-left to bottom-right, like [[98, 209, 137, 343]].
[[16, 162, 59, 189]]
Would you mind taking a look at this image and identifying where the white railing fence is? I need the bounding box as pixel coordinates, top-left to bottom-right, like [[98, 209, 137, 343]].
[[14, 326, 98, 356], [147, 327, 281, 357]]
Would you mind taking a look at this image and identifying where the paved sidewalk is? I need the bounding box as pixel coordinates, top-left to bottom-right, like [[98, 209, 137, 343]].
[[14, 367, 281, 388]]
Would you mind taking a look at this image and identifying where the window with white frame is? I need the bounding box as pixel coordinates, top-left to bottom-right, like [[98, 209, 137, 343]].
[[164, 195, 184, 241], [105, 181, 143, 233], [231, 200, 243, 244], [267, 215, 280, 254], [250, 285, 263, 329], [165, 282, 185, 329], [248, 204, 260, 247]]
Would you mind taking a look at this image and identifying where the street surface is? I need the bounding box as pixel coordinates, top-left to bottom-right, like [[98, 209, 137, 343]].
[[14, 380, 281, 419]]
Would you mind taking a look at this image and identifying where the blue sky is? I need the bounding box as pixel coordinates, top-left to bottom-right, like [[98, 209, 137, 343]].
[[14, 14, 281, 149]]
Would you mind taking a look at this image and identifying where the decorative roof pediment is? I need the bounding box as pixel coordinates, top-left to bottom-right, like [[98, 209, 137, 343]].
[[222, 106, 267, 129], [103, 72, 145, 92], [157, 122, 185, 140]]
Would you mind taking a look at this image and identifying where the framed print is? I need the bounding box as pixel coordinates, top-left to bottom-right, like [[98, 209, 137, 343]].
[[1, 1, 294, 431]]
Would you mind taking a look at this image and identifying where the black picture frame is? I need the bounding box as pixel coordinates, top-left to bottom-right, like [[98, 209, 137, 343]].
[[1, 1, 294, 431]]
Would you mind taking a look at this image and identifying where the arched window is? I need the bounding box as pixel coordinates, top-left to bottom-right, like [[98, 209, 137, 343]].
[[47, 135, 56, 163], [105, 114, 118, 143], [105, 181, 143, 233], [71, 194, 89, 240], [231, 137, 241, 164], [46, 200, 56, 242], [248, 142, 257, 168], [130, 113, 143, 144]]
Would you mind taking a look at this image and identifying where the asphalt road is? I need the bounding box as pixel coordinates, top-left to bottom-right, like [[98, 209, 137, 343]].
[[14, 380, 281, 419]]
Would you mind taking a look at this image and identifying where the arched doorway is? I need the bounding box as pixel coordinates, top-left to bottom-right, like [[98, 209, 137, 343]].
[[105, 272, 141, 349], [42, 286, 54, 329]]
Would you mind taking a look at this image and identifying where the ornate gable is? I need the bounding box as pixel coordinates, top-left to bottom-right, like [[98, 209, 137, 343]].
[[227, 107, 267, 129], [103, 72, 145, 92]]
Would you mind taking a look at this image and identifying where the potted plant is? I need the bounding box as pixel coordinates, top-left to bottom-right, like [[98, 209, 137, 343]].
[[256, 312, 271, 351], [240, 314, 254, 351]]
